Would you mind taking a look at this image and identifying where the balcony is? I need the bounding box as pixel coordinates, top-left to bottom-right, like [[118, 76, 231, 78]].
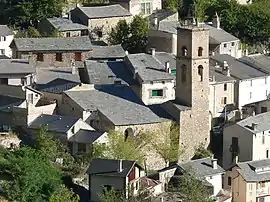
[[256, 187, 270, 197]]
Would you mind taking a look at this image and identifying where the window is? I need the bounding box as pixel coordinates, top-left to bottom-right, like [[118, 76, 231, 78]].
[[198, 47, 203, 56], [224, 83, 227, 91], [77, 143, 86, 153], [209, 176, 212, 180], [198, 65, 203, 81], [141, 2, 152, 14], [221, 97, 227, 105], [37, 53, 44, 61], [68, 142, 73, 153], [0, 36, 6, 41], [262, 135, 265, 144], [56, 53, 62, 62], [224, 43, 227, 48], [0, 78, 8, 85], [181, 65, 187, 83], [182, 46, 187, 56], [228, 177, 232, 186], [250, 80, 252, 86], [114, 80, 122, 85], [0, 49, 4, 55], [267, 150, 269, 158], [75, 52, 82, 61], [261, 107, 268, 113], [260, 182, 265, 188], [231, 42, 235, 46], [97, 31, 103, 38], [171, 69, 176, 76], [265, 77, 268, 84], [151, 89, 163, 97], [66, 32, 70, 37], [266, 90, 268, 97], [249, 92, 252, 99], [249, 184, 252, 191], [103, 185, 112, 193]]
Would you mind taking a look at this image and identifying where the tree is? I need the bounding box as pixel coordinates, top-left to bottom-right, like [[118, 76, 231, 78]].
[[193, 143, 213, 160], [98, 189, 123, 202], [109, 15, 148, 53], [93, 130, 148, 165], [148, 123, 181, 166], [49, 185, 80, 202], [15, 27, 41, 38], [0, 147, 62, 202]]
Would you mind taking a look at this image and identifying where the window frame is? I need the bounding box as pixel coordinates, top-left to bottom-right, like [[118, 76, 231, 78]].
[[198, 47, 203, 56], [77, 143, 87, 153], [224, 83, 227, 91], [75, 52, 82, 61], [56, 53, 63, 62], [36, 53, 44, 61], [151, 89, 163, 97]]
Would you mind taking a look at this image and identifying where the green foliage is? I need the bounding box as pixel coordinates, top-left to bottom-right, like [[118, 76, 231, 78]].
[[98, 189, 123, 202], [193, 143, 212, 160], [15, 26, 41, 38], [167, 0, 180, 12], [109, 15, 149, 53], [49, 185, 80, 202], [0, 147, 62, 202]]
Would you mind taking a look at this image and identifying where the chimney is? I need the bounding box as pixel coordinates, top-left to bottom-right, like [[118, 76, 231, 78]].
[[211, 158, 218, 169], [151, 48, 156, 56], [212, 12, 220, 29], [160, 197, 164, 202], [233, 155, 239, 165], [133, 69, 138, 80], [226, 67, 230, 77], [118, 159, 123, 172], [153, 17, 158, 26], [212, 75, 216, 82], [252, 123, 258, 130], [212, 51, 215, 56], [68, 11, 71, 20], [125, 50, 129, 55], [165, 61, 171, 73]]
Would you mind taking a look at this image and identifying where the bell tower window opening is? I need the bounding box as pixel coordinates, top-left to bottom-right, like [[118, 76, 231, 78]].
[[182, 46, 187, 56], [198, 47, 203, 56], [181, 65, 187, 83], [198, 65, 203, 81]]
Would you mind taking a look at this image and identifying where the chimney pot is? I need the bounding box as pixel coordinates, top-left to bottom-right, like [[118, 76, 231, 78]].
[[119, 159, 123, 172], [252, 123, 258, 130], [165, 61, 171, 73], [211, 158, 217, 169], [151, 48, 156, 56], [233, 155, 239, 165], [153, 17, 158, 26]]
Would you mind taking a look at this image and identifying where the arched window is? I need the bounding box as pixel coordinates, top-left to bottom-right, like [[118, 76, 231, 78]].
[[198, 65, 203, 81], [182, 46, 187, 56], [198, 47, 203, 56], [124, 128, 134, 141], [181, 65, 187, 83]]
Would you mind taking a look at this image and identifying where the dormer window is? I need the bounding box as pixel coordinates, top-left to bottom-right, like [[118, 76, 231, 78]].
[[182, 46, 187, 56], [198, 47, 203, 56]]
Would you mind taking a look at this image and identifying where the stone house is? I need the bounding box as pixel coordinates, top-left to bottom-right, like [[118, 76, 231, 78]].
[[0, 25, 13, 58], [110, 0, 162, 16], [86, 158, 162, 202], [70, 4, 132, 40], [38, 17, 89, 37], [0, 58, 36, 86], [10, 36, 92, 68], [228, 158, 270, 202], [27, 114, 107, 155], [124, 50, 176, 105]]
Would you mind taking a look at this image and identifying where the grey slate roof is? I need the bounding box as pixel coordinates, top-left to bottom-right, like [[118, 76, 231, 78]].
[[0, 59, 35, 74], [35, 68, 81, 94], [69, 129, 105, 143], [204, 24, 239, 44], [237, 111, 270, 133], [28, 114, 79, 133], [126, 53, 175, 82], [210, 54, 268, 80], [209, 64, 236, 83], [86, 158, 138, 177], [0, 95, 24, 111], [154, 52, 176, 70], [0, 25, 13, 36], [158, 20, 179, 34], [76, 5, 131, 19], [13, 36, 92, 51], [47, 17, 89, 31], [83, 60, 134, 85], [149, 9, 178, 23], [240, 54, 270, 74], [89, 45, 126, 60], [178, 157, 225, 178], [65, 85, 167, 125], [237, 158, 270, 182]]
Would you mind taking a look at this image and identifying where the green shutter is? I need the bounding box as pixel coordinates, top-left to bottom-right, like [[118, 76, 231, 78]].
[[171, 69, 176, 76], [152, 90, 158, 96]]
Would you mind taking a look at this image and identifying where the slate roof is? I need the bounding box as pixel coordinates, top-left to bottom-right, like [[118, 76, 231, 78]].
[[178, 157, 225, 178], [89, 45, 126, 60], [210, 54, 268, 80], [209, 64, 236, 83], [0, 25, 13, 36], [149, 9, 178, 23], [28, 114, 79, 133], [154, 52, 176, 70], [126, 53, 175, 82], [76, 5, 131, 19], [236, 111, 270, 133], [35, 68, 81, 94], [0, 59, 35, 74], [0, 95, 24, 111], [13, 36, 92, 51], [237, 158, 270, 182], [158, 20, 179, 34], [46, 17, 89, 31], [240, 54, 270, 74], [68, 129, 105, 143], [86, 158, 138, 177], [204, 24, 239, 44], [64, 85, 167, 125], [83, 60, 134, 85]]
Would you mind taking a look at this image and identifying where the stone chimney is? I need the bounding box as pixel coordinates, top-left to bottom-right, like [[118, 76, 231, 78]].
[[212, 12, 220, 29], [165, 61, 171, 73], [252, 123, 258, 130], [211, 158, 218, 169], [151, 48, 156, 56], [118, 159, 123, 172]]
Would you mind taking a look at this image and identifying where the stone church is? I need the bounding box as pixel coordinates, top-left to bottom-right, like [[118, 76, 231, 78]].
[[163, 24, 211, 161]]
